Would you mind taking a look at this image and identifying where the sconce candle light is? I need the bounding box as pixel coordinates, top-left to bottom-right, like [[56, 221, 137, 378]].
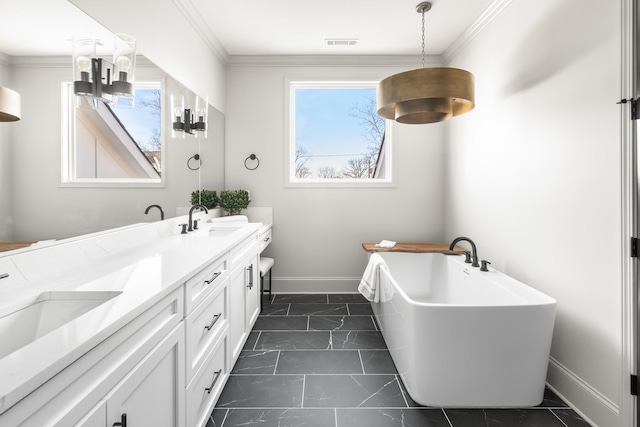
[[170, 94, 208, 138], [72, 33, 137, 104]]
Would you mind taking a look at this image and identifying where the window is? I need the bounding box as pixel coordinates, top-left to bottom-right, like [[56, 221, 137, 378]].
[[61, 82, 163, 186], [287, 81, 392, 186]]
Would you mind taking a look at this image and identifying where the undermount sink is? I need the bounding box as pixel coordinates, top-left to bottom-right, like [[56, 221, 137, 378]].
[[207, 228, 240, 237], [0, 291, 122, 359], [190, 226, 242, 238]]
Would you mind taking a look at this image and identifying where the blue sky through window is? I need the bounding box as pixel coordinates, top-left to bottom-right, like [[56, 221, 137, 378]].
[[111, 87, 161, 152], [294, 85, 385, 179]]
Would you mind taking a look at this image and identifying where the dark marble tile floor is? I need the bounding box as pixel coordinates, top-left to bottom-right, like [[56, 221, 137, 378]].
[[208, 294, 592, 427]]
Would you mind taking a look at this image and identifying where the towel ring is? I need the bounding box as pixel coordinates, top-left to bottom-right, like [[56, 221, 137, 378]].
[[244, 154, 260, 170], [188, 154, 202, 170]]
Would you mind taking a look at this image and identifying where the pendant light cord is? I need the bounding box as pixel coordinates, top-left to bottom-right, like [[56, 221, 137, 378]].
[[421, 9, 426, 68]]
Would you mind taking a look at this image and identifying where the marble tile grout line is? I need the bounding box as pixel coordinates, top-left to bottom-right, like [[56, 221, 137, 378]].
[[441, 408, 455, 427]]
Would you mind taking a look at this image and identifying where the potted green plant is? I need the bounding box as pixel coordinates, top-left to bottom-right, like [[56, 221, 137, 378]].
[[190, 190, 219, 209], [219, 190, 250, 216]]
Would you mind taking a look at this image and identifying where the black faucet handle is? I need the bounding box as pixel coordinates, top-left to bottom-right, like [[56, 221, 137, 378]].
[[179, 223, 188, 234], [193, 219, 199, 230], [464, 251, 472, 263], [480, 260, 491, 272]]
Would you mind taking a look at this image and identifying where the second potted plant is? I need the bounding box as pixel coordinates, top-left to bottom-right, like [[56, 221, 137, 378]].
[[219, 190, 250, 216]]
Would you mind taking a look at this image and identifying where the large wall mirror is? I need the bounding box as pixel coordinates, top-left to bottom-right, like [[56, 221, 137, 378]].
[[58, 56, 225, 189], [0, 0, 226, 241]]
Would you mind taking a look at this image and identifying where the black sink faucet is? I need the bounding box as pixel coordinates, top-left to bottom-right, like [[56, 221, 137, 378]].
[[144, 204, 165, 221], [449, 236, 480, 268], [188, 204, 209, 232]]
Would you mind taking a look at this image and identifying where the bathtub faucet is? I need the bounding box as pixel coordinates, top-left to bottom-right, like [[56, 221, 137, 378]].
[[449, 236, 480, 268]]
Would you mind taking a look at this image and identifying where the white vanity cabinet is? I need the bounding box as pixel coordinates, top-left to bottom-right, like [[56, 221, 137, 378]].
[[183, 264, 230, 427], [185, 329, 228, 427], [245, 254, 260, 329], [228, 253, 260, 361], [259, 227, 272, 252], [228, 234, 260, 361], [0, 221, 264, 427], [185, 277, 229, 383], [75, 324, 185, 427], [184, 253, 228, 315], [183, 226, 260, 427], [100, 323, 185, 427], [0, 288, 184, 427]]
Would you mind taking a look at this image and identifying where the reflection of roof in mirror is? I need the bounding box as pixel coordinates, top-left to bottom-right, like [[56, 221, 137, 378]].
[[74, 84, 162, 180]]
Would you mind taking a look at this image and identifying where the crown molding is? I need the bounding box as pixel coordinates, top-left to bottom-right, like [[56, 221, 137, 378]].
[[8, 55, 157, 69], [11, 56, 69, 68], [0, 52, 11, 67], [227, 54, 443, 68], [172, 0, 230, 64], [443, 0, 516, 63]]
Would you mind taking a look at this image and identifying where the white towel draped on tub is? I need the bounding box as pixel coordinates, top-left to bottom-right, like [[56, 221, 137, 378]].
[[358, 253, 393, 303]]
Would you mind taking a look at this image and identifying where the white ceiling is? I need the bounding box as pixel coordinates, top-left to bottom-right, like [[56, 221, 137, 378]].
[[0, 0, 495, 58], [0, 0, 113, 56]]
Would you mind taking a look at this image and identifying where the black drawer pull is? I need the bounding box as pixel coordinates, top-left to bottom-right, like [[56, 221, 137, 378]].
[[204, 271, 221, 285], [204, 313, 222, 331], [113, 413, 127, 427], [205, 370, 222, 394]]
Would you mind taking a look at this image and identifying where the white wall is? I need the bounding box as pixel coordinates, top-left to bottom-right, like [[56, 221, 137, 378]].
[[444, 0, 623, 425], [225, 60, 446, 291], [0, 54, 14, 241], [6, 58, 224, 241]]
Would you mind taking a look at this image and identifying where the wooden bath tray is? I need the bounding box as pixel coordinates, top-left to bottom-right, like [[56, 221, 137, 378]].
[[362, 242, 467, 254], [0, 242, 34, 252]]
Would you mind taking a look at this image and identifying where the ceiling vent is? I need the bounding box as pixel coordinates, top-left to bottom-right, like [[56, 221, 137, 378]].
[[325, 39, 358, 46]]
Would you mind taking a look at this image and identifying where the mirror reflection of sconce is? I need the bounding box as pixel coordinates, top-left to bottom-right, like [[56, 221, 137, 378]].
[[0, 86, 20, 122], [244, 154, 260, 170], [171, 94, 208, 138], [72, 34, 137, 104], [188, 153, 202, 170]]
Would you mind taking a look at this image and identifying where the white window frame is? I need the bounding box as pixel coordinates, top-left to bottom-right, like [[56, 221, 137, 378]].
[[285, 79, 394, 188], [60, 80, 165, 188]]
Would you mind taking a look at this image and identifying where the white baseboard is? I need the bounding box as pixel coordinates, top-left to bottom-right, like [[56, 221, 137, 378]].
[[547, 357, 619, 427], [271, 277, 360, 293]]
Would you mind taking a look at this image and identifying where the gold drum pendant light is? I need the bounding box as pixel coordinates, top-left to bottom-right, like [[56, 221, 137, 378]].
[[377, 2, 475, 124], [0, 86, 21, 122]]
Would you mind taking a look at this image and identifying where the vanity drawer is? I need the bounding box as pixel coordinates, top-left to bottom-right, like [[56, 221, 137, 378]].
[[185, 278, 228, 383], [259, 228, 272, 252], [185, 254, 228, 314], [186, 330, 228, 427]]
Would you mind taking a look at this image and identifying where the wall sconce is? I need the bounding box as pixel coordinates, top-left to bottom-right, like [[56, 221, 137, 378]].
[[0, 86, 20, 122], [72, 33, 137, 105], [170, 94, 208, 138]]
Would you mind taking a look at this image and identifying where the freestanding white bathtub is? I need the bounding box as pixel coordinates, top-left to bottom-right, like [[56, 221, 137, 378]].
[[371, 251, 556, 407]]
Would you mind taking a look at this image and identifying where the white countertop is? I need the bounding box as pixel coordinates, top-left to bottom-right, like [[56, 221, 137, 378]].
[[0, 216, 262, 413]]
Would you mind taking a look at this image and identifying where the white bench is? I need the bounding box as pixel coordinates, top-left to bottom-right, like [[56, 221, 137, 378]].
[[259, 256, 274, 310]]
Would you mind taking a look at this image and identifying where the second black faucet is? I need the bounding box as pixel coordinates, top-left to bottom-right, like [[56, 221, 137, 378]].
[[449, 236, 480, 268], [188, 204, 209, 232]]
